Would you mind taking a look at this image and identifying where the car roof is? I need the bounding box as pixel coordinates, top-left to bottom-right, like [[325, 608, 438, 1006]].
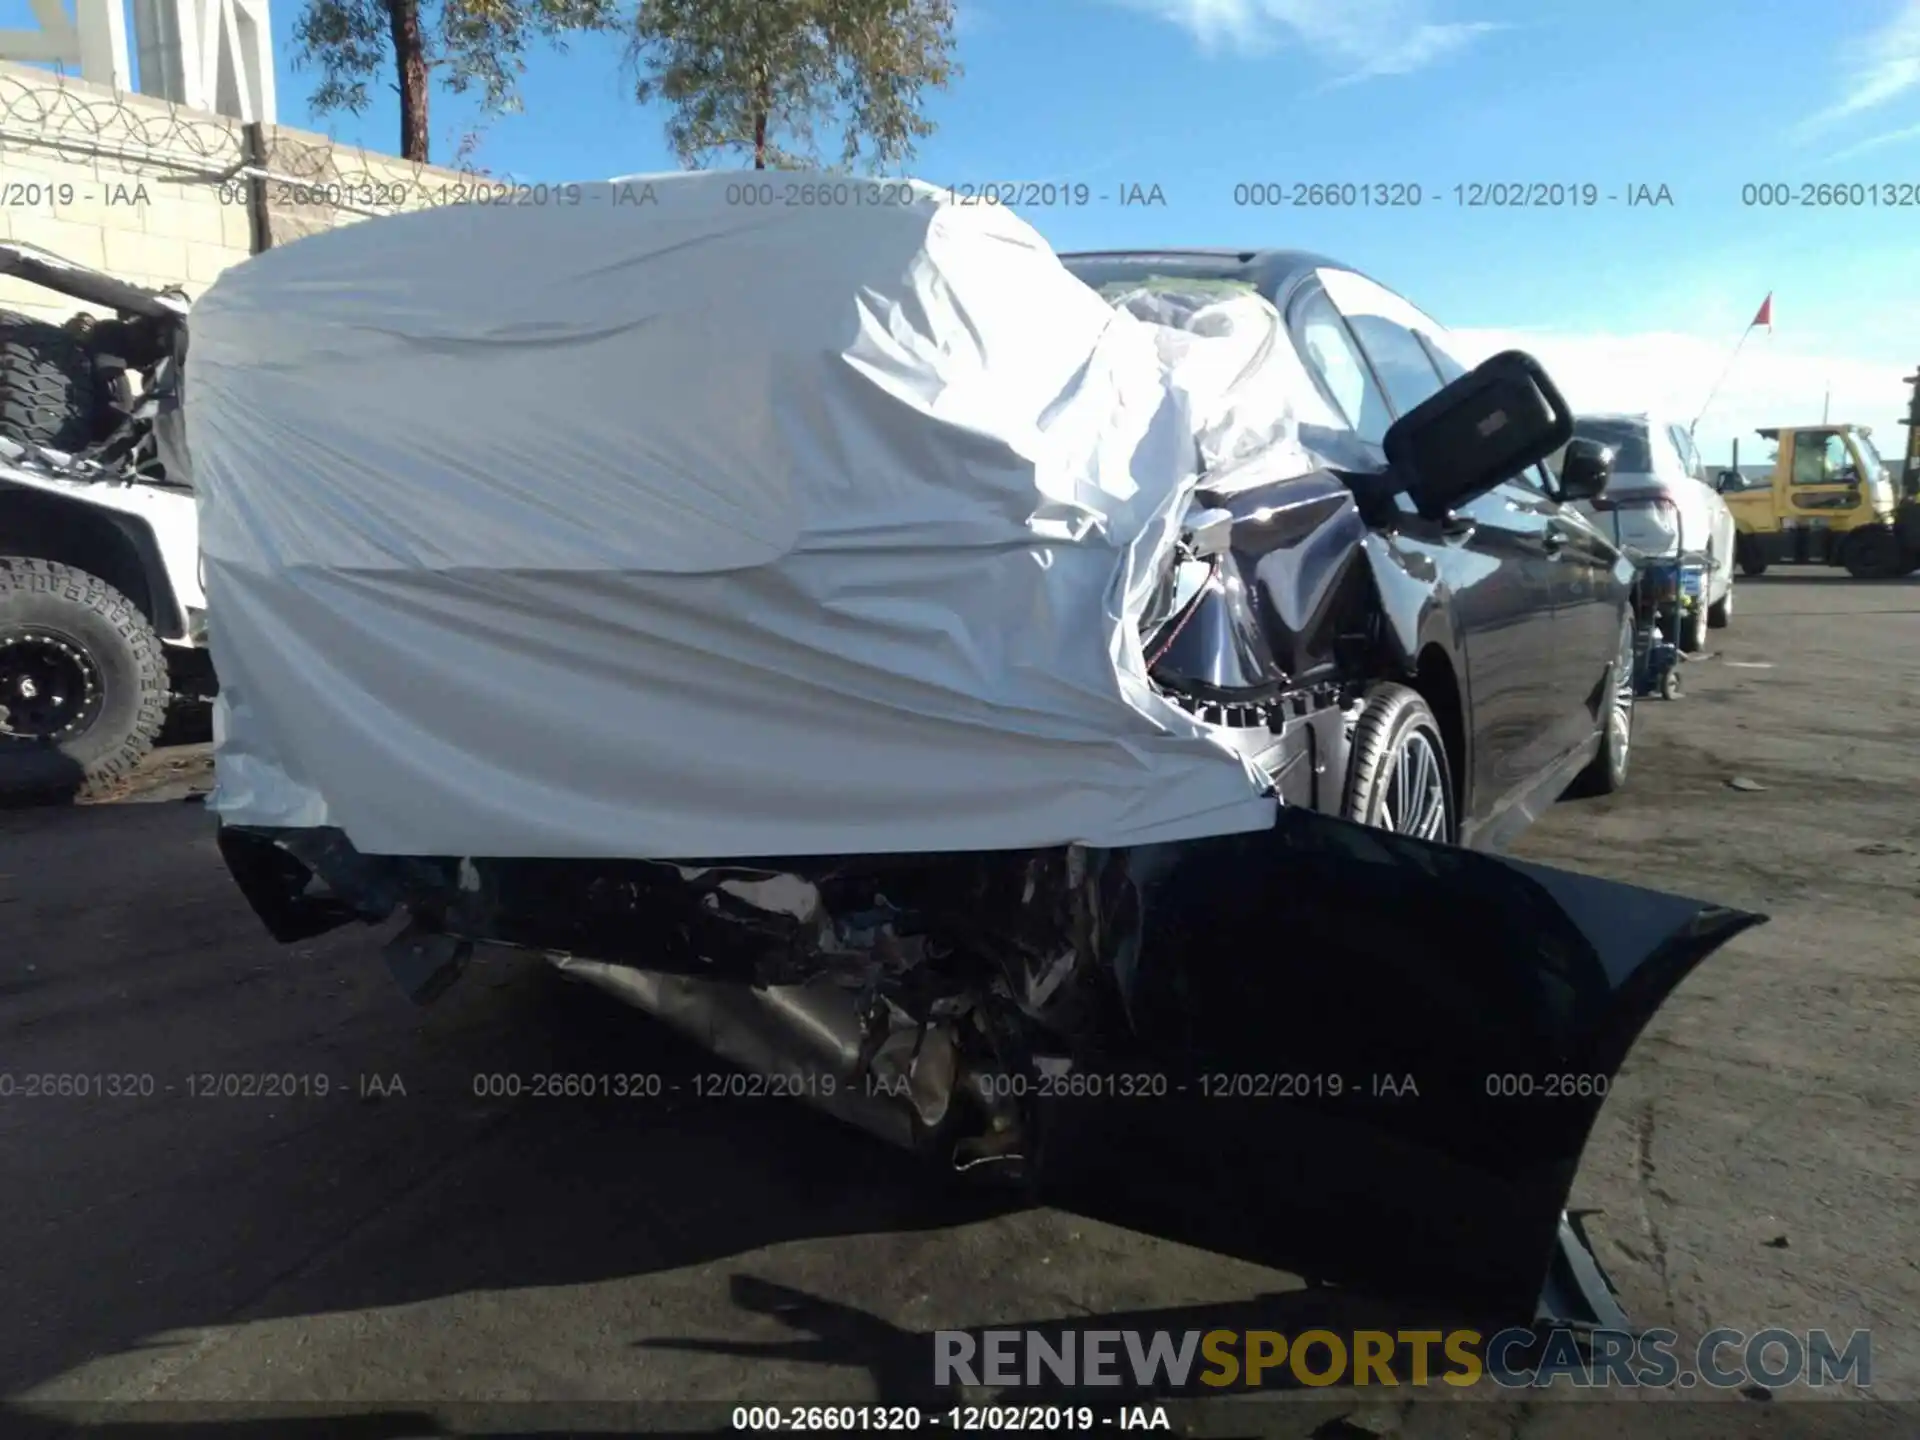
[[1576, 413, 1695, 435]]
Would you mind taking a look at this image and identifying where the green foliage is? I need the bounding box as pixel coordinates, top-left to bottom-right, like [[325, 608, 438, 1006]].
[[438, 0, 622, 114], [293, 0, 620, 160], [293, 0, 390, 119], [629, 0, 960, 171]]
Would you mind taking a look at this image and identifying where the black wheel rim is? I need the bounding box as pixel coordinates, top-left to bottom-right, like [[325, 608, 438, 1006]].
[[0, 630, 104, 743]]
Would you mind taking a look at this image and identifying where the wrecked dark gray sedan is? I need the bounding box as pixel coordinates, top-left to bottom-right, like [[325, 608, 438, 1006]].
[[186, 174, 1762, 1332]]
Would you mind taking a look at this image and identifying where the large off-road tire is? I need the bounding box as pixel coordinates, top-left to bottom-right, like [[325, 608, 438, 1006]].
[[1736, 535, 1768, 577], [0, 310, 104, 451], [1843, 526, 1906, 580], [1566, 615, 1634, 798], [1343, 683, 1455, 842], [0, 556, 169, 800]]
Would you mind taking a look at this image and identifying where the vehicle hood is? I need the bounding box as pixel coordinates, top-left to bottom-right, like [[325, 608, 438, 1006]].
[[185, 172, 1329, 861]]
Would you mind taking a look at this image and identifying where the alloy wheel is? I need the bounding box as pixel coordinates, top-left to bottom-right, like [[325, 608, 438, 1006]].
[[1608, 623, 1635, 774], [1379, 727, 1451, 840]]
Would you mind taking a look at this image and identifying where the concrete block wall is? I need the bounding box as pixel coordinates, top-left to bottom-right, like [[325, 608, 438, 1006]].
[[0, 61, 473, 326], [253, 127, 474, 248]]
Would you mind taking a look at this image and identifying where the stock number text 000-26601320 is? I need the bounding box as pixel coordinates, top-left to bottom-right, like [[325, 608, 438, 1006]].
[[729, 1405, 1112, 1431]]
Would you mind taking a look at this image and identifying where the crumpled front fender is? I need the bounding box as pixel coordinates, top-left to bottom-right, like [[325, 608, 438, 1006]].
[[1035, 805, 1765, 1326]]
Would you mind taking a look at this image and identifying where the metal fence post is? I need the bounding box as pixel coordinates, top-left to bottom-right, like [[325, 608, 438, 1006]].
[[241, 121, 271, 254]]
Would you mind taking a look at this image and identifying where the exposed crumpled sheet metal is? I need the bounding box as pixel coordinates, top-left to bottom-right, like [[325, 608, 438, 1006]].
[[217, 804, 1762, 1325]]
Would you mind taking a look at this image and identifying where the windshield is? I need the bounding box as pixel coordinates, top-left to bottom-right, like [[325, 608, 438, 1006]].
[[1571, 420, 1653, 474]]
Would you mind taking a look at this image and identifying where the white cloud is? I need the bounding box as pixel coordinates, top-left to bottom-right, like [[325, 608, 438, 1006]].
[[1824, 118, 1920, 161], [1449, 326, 1912, 468], [1118, 0, 1503, 78], [1798, 0, 1920, 136], [1325, 21, 1505, 85]]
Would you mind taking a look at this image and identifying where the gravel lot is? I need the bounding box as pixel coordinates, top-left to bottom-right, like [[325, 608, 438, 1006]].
[[2, 571, 1915, 1439]]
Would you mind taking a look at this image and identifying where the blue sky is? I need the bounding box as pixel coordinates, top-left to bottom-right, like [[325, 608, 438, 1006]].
[[13, 0, 1920, 460]]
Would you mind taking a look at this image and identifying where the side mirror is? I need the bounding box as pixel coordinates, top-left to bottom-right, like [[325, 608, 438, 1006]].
[[1382, 350, 1573, 522], [1556, 438, 1612, 501]]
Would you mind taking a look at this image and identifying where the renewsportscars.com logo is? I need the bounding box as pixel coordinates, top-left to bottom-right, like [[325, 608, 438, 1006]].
[[933, 1327, 1872, 1391]]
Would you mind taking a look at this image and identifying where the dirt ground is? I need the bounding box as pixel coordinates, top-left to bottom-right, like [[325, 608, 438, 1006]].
[[1, 571, 1915, 1439]]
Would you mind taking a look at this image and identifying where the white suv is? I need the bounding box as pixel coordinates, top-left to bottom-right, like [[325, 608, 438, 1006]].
[[1559, 413, 1736, 651]]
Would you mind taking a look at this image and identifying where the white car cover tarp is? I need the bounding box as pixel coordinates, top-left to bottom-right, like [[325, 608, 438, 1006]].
[[187, 172, 1294, 859]]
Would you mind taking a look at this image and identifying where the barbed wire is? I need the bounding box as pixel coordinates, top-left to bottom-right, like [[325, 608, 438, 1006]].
[[0, 68, 491, 219], [0, 69, 244, 172]]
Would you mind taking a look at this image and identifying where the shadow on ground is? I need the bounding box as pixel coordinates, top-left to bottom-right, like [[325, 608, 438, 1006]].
[[0, 818, 1025, 1392]]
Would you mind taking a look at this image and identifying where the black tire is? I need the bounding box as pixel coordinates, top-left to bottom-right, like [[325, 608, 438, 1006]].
[[1843, 527, 1905, 580], [1679, 605, 1707, 653], [1708, 581, 1732, 628], [1343, 683, 1455, 842], [1566, 616, 1634, 797], [1736, 535, 1768, 577], [0, 556, 169, 800], [0, 310, 105, 451]]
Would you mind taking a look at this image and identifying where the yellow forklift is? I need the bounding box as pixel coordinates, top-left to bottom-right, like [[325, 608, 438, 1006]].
[[1714, 374, 1920, 578]]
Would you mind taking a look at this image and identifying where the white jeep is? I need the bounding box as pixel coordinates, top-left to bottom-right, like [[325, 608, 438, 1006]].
[[0, 241, 209, 800]]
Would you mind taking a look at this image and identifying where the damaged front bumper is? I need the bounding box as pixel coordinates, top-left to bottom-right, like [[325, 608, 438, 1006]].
[[217, 806, 1761, 1329]]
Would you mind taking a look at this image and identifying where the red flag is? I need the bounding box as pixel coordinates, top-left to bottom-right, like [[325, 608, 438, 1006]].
[[1751, 293, 1772, 330]]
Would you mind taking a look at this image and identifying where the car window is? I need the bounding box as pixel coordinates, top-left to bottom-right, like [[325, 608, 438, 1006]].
[[1418, 333, 1469, 386], [1291, 289, 1391, 443], [1344, 313, 1446, 415], [1652, 425, 1680, 475], [1316, 267, 1459, 415], [1667, 423, 1701, 478], [1571, 419, 1653, 473]]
